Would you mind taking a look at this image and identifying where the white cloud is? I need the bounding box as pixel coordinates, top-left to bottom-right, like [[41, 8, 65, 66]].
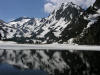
[[44, 3, 56, 13], [44, 0, 96, 13]]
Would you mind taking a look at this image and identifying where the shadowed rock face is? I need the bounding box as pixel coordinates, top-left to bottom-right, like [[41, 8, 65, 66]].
[[0, 0, 100, 75], [73, 0, 100, 45], [94, 0, 100, 8]]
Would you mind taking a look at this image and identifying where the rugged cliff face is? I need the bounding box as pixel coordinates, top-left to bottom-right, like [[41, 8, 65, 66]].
[[0, 0, 100, 75], [74, 0, 100, 45]]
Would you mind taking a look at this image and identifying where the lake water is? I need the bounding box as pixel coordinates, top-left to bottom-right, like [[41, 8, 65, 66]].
[[0, 63, 47, 75]]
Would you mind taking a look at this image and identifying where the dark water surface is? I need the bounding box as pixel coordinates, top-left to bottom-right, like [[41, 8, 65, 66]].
[[0, 63, 47, 75]]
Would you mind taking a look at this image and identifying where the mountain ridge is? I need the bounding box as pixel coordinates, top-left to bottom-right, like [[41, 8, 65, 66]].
[[0, 2, 85, 44]]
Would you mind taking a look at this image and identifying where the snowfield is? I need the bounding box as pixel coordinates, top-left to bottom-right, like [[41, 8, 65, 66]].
[[0, 41, 100, 51], [0, 41, 17, 44]]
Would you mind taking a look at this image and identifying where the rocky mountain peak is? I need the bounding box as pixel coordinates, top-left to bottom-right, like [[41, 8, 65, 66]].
[[55, 2, 83, 20], [12, 16, 32, 22]]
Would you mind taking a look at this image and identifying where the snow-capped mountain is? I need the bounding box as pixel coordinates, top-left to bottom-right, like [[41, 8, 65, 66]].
[[0, 0, 100, 75], [0, 1, 100, 45], [0, 2, 84, 44]]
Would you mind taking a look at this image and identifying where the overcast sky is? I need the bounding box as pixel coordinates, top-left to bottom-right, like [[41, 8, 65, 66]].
[[0, 0, 96, 22]]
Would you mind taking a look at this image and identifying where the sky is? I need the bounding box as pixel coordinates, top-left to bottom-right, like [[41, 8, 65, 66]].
[[0, 0, 96, 22], [0, 0, 48, 22]]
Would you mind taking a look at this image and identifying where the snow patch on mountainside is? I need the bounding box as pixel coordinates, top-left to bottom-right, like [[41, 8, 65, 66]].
[[8, 19, 30, 28]]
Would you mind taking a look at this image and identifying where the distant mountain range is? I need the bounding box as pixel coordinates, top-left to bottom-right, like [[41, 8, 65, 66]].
[[0, 0, 100, 75]]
